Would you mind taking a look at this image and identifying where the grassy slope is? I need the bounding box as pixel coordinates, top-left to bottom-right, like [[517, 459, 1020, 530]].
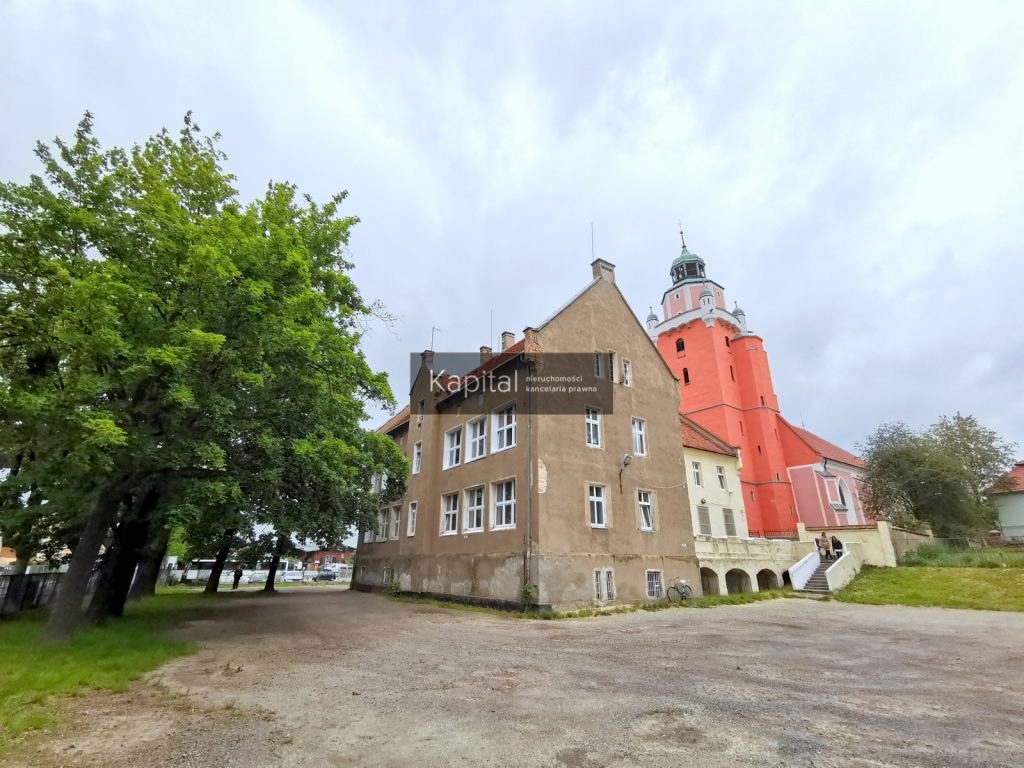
[[0, 593, 204, 745], [837, 565, 1024, 611]]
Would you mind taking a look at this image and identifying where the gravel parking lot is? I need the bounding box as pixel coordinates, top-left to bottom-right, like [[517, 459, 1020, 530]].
[[12, 589, 1024, 768]]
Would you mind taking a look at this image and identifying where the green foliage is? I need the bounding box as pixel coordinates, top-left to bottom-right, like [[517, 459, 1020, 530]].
[[859, 414, 1017, 537], [0, 113, 406, 591], [837, 565, 1024, 611], [0, 594, 201, 745], [898, 543, 1024, 568]]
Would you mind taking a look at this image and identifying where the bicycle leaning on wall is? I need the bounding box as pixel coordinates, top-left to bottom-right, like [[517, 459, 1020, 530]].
[[665, 577, 693, 603]]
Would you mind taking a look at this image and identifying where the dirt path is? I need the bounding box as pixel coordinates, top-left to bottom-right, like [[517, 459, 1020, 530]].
[[9, 589, 1024, 768]]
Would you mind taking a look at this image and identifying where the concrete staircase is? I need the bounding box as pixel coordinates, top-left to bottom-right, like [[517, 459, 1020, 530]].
[[799, 559, 835, 594]]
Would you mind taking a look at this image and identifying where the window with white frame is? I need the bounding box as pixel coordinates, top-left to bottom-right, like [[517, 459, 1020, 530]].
[[716, 464, 726, 490], [412, 442, 422, 474], [631, 418, 647, 456], [638, 490, 654, 531], [444, 426, 463, 469], [390, 505, 401, 539], [646, 570, 663, 599], [467, 417, 486, 461], [383, 566, 394, 585], [723, 508, 737, 537], [825, 477, 850, 510], [407, 501, 418, 536], [416, 399, 424, 428], [605, 570, 615, 600], [441, 493, 458, 534], [493, 479, 516, 528], [493, 404, 516, 452], [585, 406, 602, 447], [621, 359, 632, 386], [363, 528, 374, 544], [691, 461, 703, 486], [377, 510, 388, 540], [697, 505, 712, 536], [594, 570, 603, 601], [465, 486, 484, 532], [589, 484, 607, 528]]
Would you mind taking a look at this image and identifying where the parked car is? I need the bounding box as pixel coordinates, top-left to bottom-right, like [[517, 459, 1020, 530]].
[[315, 570, 338, 582], [247, 570, 268, 583]]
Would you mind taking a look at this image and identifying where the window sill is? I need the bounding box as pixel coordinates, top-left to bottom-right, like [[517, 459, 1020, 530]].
[[490, 444, 516, 455], [590, 524, 608, 530], [463, 527, 483, 534], [440, 531, 458, 537], [492, 523, 516, 531]]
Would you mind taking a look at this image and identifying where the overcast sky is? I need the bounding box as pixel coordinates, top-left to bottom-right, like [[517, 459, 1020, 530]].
[[3, 0, 1023, 457]]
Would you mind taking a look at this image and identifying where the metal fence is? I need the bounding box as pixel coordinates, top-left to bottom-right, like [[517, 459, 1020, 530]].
[[0, 572, 63, 618]]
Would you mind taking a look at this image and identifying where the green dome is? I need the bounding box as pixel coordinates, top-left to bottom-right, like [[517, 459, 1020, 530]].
[[733, 304, 745, 317], [670, 233, 707, 284], [671, 246, 704, 270], [646, 306, 658, 323], [699, 285, 713, 298]]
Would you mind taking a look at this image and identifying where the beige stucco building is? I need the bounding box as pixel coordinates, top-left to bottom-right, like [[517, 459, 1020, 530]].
[[356, 260, 700, 609]]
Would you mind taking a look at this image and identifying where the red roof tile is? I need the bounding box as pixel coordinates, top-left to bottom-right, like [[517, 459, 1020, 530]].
[[786, 423, 864, 468], [376, 405, 410, 435], [437, 340, 526, 403], [993, 461, 1024, 494], [679, 416, 738, 457]]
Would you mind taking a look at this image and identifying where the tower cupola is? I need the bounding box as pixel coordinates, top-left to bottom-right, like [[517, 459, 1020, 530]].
[[670, 230, 706, 285], [646, 305, 659, 331]]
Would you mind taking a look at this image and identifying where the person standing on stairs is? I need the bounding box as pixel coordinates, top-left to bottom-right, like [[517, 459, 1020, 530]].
[[819, 532, 833, 561], [831, 535, 843, 559]]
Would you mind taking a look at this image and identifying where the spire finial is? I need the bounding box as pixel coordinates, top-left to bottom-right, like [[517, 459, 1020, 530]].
[[678, 221, 686, 249]]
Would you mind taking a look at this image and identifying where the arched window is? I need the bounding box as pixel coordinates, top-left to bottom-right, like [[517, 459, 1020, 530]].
[[675, 338, 685, 353], [683, 368, 690, 385]]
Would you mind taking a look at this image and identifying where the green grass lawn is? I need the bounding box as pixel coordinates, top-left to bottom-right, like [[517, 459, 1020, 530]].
[[837, 565, 1024, 611], [0, 592, 207, 747], [898, 543, 1024, 568]]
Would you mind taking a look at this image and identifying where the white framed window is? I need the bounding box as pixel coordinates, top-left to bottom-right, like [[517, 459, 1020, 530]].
[[412, 442, 422, 474], [390, 505, 401, 539], [441, 493, 458, 535], [444, 426, 463, 469], [646, 570, 663, 599], [467, 417, 486, 462], [492, 403, 516, 452], [691, 461, 703, 487], [589, 484, 607, 528], [594, 351, 603, 378], [416, 399, 424, 429], [593, 569, 615, 601], [383, 566, 394, 585], [377, 510, 388, 540], [638, 490, 654, 531], [585, 406, 602, 447], [607, 352, 616, 383], [621, 359, 632, 386], [407, 501, 418, 537], [492, 479, 516, 528], [363, 528, 374, 544], [716, 464, 726, 490], [465, 486, 484, 532], [697, 506, 712, 536], [826, 477, 850, 510], [631, 418, 647, 456], [723, 508, 737, 537]]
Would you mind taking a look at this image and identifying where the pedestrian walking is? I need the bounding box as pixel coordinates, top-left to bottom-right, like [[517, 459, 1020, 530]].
[[819, 532, 833, 561]]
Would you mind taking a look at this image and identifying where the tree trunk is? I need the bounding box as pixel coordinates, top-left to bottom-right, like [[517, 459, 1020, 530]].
[[88, 486, 159, 622], [44, 479, 128, 643], [263, 534, 287, 593], [128, 524, 171, 601], [204, 528, 236, 594], [9, 556, 29, 576]]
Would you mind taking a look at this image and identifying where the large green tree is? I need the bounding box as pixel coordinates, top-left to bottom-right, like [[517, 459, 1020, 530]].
[[859, 415, 1016, 537], [0, 114, 406, 640]]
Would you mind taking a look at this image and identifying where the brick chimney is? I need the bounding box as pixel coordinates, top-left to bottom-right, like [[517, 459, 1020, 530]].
[[591, 258, 615, 284], [500, 331, 515, 350], [480, 346, 493, 363]]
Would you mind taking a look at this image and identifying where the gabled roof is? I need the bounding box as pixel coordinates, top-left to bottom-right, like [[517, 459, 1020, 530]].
[[781, 418, 864, 468], [679, 415, 738, 457], [992, 461, 1024, 495], [376, 405, 410, 435], [436, 340, 526, 404]]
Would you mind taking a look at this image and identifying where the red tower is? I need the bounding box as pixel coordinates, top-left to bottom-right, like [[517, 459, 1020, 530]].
[[647, 233, 798, 535]]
